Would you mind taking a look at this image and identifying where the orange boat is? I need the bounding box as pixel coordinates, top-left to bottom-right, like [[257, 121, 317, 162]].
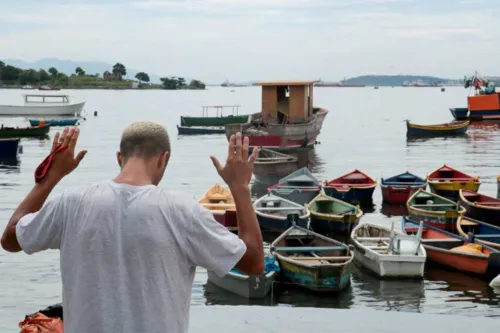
[[402, 217, 500, 278], [198, 183, 237, 232]]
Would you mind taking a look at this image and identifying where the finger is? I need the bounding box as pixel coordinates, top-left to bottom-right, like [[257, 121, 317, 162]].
[[62, 127, 75, 147], [75, 150, 87, 165], [249, 146, 259, 166], [235, 132, 242, 159], [68, 128, 80, 152], [52, 132, 60, 151], [58, 127, 69, 145], [210, 156, 223, 173], [242, 136, 249, 161], [227, 134, 235, 160]]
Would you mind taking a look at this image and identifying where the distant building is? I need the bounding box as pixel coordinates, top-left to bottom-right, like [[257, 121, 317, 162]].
[[103, 71, 122, 80], [131, 82, 139, 89]]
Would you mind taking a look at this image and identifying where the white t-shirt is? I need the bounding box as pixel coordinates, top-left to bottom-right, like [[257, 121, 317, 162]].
[[16, 180, 247, 333]]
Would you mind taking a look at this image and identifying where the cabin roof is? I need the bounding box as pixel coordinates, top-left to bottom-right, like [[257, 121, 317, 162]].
[[252, 80, 317, 86]]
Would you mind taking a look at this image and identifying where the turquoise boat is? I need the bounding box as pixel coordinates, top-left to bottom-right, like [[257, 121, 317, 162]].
[[29, 118, 79, 127]]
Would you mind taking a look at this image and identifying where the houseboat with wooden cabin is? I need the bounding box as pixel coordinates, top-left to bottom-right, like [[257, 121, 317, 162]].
[[225, 80, 328, 151]]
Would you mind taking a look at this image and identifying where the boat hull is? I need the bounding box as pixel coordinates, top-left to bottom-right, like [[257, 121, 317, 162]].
[[256, 214, 309, 233], [310, 214, 360, 233], [459, 197, 500, 226], [0, 102, 85, 116], [449, 108, 469, 120], [323, 186, 375, 205], [180, 114, 252, 127], [423, 246, 498, 276], [381, 184, 426, 205], [29, 118, 79, 126], [207, 270, 276, 298], [177, 125, 225, 135], [0, 125, 51, 138], [428, 181, 480, 201], [468, 109, 500, 120], [407, 206, 462, 232], [0, 138, 21, 160], [457, 217, 500, 249], [212, 209, 238, 232], [406, 120, 469, 137], [269, 187, 320, 206]]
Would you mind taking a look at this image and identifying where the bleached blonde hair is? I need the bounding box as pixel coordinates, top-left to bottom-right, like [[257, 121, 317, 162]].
[[119, 120, 171, 160]]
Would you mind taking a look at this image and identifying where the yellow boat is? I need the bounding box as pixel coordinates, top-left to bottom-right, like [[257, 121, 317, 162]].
[[406, 120, 470, 138], [198, 183, 238, 232], [427, 164, 480, 201]]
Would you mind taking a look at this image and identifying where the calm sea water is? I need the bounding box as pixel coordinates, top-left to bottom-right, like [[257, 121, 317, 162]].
[[0, 87, 499, 331]]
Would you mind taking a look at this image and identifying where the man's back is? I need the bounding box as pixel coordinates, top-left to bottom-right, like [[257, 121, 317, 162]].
[[16, 180, 246, 333]]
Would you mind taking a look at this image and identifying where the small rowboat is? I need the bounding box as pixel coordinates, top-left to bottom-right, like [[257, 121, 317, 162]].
[[402, 216, 500, 278], [253, 193, 310, 232], [458, 189, 500, 225], [29, 118, 79, 127], [406, 119, 470, 138], [350, 221, 426, 278], [457, 216, 500, 249], [268, 167, 321, 205], [427, 164, 480, 201], [449, 107, 469, 121], [270, 218, 353, 292], [406, 189, 465, 232], [0, 138, 22, 160], [198, 183, 237, 232], [322, 169, 377, 204], [177, 125, 226, 135], [253, 148, 298, 184], [0, 124, 50, 138], [380, 171, 427, 205], [307, 192, 363, 233]]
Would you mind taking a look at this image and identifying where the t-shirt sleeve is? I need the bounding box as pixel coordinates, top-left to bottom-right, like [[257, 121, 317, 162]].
[[185, 203, 247, 277], [16, 193, 66, 254]]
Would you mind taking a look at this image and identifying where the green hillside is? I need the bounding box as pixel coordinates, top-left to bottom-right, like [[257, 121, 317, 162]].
[[343, 75, 452, 86]]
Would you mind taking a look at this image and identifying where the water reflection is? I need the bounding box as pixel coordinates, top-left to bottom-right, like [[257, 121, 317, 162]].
[[0, 158, 21, 173], [406, 134, 469, 146], [203, 281, 278, 307], [380, 203, 408, 217], [276, 281, 355, 309]]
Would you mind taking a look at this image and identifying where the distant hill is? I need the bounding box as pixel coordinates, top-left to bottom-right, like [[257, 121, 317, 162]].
[[342, 75, 454, 86], [3, 58, 164, 83]]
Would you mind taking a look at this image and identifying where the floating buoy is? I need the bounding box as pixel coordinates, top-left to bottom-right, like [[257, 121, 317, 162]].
[[441, 87, 446, 92], [94, 111, 98, 116]]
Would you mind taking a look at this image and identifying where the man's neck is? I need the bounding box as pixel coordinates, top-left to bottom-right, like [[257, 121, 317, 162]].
[[113, 160, 155, 186]]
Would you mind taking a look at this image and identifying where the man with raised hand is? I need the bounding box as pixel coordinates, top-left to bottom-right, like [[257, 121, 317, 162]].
[[1, 122, 264, 333]]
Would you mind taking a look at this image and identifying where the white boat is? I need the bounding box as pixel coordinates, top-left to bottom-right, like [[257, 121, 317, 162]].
[[350, 221, 426, 278], [0, 94, 85, 116]]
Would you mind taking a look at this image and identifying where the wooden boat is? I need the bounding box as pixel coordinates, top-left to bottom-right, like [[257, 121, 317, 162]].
[[498, 175, 500, 199], [451, 73, 500, 120], [406, 189, 465, 232], [406, 120, 470, 138], [270, 220, 353, 292], [0, 94, 84, 116], [198, 183, 238, 232], [402, 216, 500, 278], [0, 124, 50, 138], [253, 193, 310, 232], [207, 255, 279, 299], [180, 105, 255, 127], [458, 189, 500, 225], [449, 107, 469, 120], [177, 125, 225, 135], [427, 164, 480, 201], [380, 171, 427, 205], [457, 216, 500, 249], [253, 148, 298, 184], [29, 118, 79, 127], [224, 81, 328, 151], [350, 221, 426, 278], [322, 169, 377, 204], [267, 167, 321, 205], [306, 192, 363, 233], [0, 138, 21, 160]]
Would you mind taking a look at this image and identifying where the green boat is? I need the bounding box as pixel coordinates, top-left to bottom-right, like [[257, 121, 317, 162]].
[[307, 192, 363, 233], [180, 105, 254, 127], [0, 124, 51, 138]]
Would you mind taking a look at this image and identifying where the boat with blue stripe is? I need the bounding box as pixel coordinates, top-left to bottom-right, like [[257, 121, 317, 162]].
[[406, 120, 469, 138], [253, 193, 310, 232], [457, 216, 500, 250], [29, 118, 79, 127]]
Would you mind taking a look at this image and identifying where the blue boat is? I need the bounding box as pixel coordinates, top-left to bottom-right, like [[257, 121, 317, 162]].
[[270, 220, 353, 293], [177, 125, 225, 135], [0, 138, 21, 160], [406, 120, 470, 138], [323, 169, 377, 205], [29, 118, 79, 127], [457, 216, 500, 250], [450, 108, 469, 120], [380, 171, 427, 205], [253, 193, 310, 232]]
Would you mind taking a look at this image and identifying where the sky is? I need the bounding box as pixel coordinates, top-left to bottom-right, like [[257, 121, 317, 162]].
[[0, 0, 499, 82]]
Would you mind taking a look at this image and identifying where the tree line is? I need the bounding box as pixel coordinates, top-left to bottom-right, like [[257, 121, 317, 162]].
[[0, 61, 205, 89]]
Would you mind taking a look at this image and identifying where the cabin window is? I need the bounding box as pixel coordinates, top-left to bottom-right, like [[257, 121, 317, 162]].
[[25, 96, 44, 103]]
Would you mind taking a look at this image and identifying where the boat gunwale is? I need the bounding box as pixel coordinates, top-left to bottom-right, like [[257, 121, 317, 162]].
[[253, 194, 310, 220], [459, 189, 500, 211], [456, 216, 500, 249], [306, 192, 363, 220], [406, 119, 470, 130], [324, 169, 377, 188], [406, 189, 466, 216], [426, 164, 480, 183]]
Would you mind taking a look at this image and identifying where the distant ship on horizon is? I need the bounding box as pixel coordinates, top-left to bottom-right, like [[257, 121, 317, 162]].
[[221, 80, 248, 87], [402, 80, 442, 87], [313, 79, 366, 87]]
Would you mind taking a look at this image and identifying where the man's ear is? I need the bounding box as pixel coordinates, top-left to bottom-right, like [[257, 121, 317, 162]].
[[117, 152, 122, 168]]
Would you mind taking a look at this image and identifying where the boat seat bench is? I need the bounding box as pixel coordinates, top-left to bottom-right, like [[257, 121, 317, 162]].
[[422, 238, 463, 243], [273, 246, 347, 252]]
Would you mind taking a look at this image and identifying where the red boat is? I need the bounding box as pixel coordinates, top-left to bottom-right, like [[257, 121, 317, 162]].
[[380, 171, 427, 205], [198, 183, 238, 233], [225, 80, 328, 151], [427, 164, 481, 201], [459, 189, 500, 225], [322, 169, 377, 204]]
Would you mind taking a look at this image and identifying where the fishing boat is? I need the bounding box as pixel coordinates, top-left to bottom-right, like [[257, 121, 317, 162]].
[[270, 219, 353, 292], [253, 193, 310, 232], [38, 85, 60, 91], [0, 138, 22, 160], [406, 189, 466, 232], [427, 164, 480, 201], [457, 216, 500, 249], [198, 183, 238, 232], [402, 217, 500, 278], [458, 189, 500, 225], [0, 124, 50, 138], [253, 148, 298, 184], [380, 171, 427, 205], [267, 167, 321, 205], [406, 120, 469, 138], [225, 81, 328, 151], [0, 94, 85, 116], [449, 107, 469, 121], [207, 254, 279, 299], [176, 125, 226, 135], [350, 221, 426, 278], [307, 192, 363, 233], [322, 169, 377, 204], [180, 105, 255, 127], [29, 118, 79, 127]]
